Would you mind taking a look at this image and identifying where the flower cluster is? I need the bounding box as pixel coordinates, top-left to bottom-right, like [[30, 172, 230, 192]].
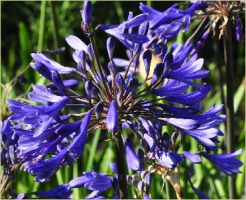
[[192, 1, 245, 41], [2, 1, 243, 199]]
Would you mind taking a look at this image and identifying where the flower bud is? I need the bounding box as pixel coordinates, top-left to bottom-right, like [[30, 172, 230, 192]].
[[163, 53, 173, 77], [78, 50, 87, 63], [77, 62, 83, 73], [129, 77, 139, 95], [194, 29, 210, 53], [236, 18, 244, 42], [125, 137, 141, 171], [106, 100, 118, 132], [108, 61, 117, 76], [115, 74, 124, 93], [92, 88, 99, 100], [87, 44, 94, 61], [137, 148, 144, 169], [85, 81, 94, 98], [82, 0, 92, 26], [95, 102, 103, 120], [106, 37, 115, 60], [142, 50, 152, 76], [150, 63, 164, 86]]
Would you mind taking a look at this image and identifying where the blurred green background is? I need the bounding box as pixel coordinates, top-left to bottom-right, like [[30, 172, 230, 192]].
[[1, 1, 245, 199]]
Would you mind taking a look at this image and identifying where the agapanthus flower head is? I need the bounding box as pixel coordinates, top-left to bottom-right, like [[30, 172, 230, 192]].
[[5, 1, 243, 199], [194, 1, 245, 41]]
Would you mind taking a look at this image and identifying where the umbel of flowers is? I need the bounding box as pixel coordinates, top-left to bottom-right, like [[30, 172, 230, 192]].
[[2, 1, 243, 199]]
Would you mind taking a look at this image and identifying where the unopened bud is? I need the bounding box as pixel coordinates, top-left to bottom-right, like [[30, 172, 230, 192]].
[[106, 37, 115, 60], [108, 61, 117, 76], [142, 50, 152, 76], [95, 102, 103, 120], [82, 0, 92, 25], [115, 74, 124, 93], [150, 63, 164, 86], [87, 44, 94, 61], [85, 81, 94, 98]]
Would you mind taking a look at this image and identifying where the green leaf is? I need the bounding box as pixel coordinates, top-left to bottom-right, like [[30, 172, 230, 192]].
[[86, 129, 101, 171]]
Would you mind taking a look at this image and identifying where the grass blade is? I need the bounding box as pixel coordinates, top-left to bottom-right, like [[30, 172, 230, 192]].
[[86, 129, 101, 171]]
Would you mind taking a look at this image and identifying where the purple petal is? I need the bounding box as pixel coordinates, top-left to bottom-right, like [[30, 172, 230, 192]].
[[69, 176, 88, 188], [28, 85, 64, 103], [63, 79, 79, 88], [192, 186, 209, 199], [66, 35, 88, 51], [109, 162, 118, 174], [124, 13, 148, 28], [165, 118, 199, 130], [31, 53, 74, 74], [67, 111, 91, 158], [30, 61, 52, 80], [182, 151, 201, 163], [125, 34, 149, 44]]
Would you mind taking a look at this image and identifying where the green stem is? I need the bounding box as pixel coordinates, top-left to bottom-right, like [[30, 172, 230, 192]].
[[38, 0, 46, 50], [165, 179, 171, 199], [113, 123, 128, 199], [86, 129, 101, 171], [223, 18, 236, 199], [50, 1, 61, 63], [73, 161, 80, 199]]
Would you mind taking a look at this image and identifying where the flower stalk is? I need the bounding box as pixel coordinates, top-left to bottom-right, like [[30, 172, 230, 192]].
[[223, 18, 236, 199], [0, 163, 21, 199], [113, 123, 128, 199]]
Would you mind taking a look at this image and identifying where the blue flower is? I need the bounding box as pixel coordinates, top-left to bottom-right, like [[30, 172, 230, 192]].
[[31, 52, 74, 74], [157, 150, 184, 169], [1, 119, 17, 165], [67, 111, 91, 158], [69, 171, 112, 193], [6, 2, 242, 199], [17, 184, 72, 199], [9, 97, 69, 138], [200, 149, 243, 176], [99, 13, 149, 50], [69, 163, 119, 198], [24, 146, 69, 182]]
